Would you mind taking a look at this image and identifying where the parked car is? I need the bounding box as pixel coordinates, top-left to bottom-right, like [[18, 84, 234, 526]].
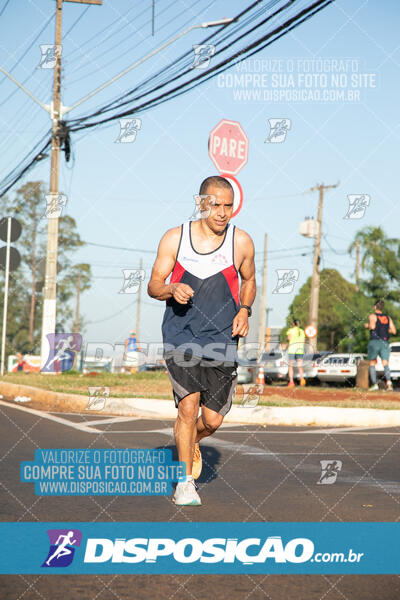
[[375, 342, 400, 380], [316, 353, 365, 383], [295, 352, 331, 382], [262, 349, 329, 383], [262, 350, 288, 381], [237, 358, 259, 384]]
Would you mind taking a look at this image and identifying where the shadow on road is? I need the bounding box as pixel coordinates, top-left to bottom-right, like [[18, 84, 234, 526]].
[[155, 444, 222, 484]]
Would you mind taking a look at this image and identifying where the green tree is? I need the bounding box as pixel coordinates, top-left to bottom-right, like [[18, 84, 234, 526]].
[[0, 181, 91, 356], [282, 269, 356, 350], [349, 226, 400, 302]]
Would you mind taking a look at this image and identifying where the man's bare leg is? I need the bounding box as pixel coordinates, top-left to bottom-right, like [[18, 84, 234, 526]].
[[174, 392, 200, 477], [195, 405, 224, 443]]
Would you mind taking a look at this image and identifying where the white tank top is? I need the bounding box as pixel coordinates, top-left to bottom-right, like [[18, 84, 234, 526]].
[[177, 220, 235, 278]]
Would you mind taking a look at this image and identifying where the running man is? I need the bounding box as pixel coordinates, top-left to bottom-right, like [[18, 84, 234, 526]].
[[148, 176, 256, 506], [286, 318, 306, 387], [365, 299, 396, 391], [45, 531, 77, 566]]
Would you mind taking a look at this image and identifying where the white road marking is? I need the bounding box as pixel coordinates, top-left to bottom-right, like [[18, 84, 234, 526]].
[[103, 428, 400, 435], [82, 416, 141, 427], [1, 401, 399, 437], [0, 400, 101, 433]]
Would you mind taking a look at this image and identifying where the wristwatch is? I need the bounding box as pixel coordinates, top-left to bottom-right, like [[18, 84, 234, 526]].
[[240, 304, 252, 317]]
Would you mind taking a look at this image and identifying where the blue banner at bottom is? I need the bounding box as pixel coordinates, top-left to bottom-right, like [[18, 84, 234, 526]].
[[0, 522, 398, 574]]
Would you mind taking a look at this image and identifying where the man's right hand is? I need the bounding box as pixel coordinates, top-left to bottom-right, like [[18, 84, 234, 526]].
[[170, 283, 194, 304]]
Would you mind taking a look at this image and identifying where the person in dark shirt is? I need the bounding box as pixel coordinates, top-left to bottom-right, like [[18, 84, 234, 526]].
[[365, 299, 396, 391]]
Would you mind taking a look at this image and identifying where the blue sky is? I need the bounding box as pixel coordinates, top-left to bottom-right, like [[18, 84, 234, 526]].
[[1, 0, 399, 348]]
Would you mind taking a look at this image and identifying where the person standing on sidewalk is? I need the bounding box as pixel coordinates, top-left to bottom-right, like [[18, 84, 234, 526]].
[[366, 299, 396, 391], [286, 319, 306, 388]]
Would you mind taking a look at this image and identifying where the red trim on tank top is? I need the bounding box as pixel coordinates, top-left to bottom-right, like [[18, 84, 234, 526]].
[[221, 264, 239, 306], [170, 261, 185, 284]]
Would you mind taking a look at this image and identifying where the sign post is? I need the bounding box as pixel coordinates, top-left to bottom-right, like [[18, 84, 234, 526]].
[[0, 217, 22, 376]]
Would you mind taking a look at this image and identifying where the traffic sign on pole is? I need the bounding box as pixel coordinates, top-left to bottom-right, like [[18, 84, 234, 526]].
[[0, 217, 21, 243], [220, 173, 243, 218], [209, 119, 249, 175], [305, 324, 318, 338]]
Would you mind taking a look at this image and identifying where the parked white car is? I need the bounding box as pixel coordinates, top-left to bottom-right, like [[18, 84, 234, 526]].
[[317, 353, 365, 383], [237, 358, 259, 384], [262, 350, 288, 381], [262, 350, 329, 383], [375, 342, 400, 380]]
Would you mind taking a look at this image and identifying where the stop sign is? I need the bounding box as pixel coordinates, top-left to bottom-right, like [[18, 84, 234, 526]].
[[209, 119, 248, 175]]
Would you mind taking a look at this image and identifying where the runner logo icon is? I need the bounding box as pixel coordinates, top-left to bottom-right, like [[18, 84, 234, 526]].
[[42, 529, 82, 568]]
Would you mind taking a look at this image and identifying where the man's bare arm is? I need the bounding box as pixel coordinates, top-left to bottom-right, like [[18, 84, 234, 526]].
[[389, 317, 397, 335], [365, 314, 377, 329], [147, 227, 194, 304], [232, 230, 256, 337]]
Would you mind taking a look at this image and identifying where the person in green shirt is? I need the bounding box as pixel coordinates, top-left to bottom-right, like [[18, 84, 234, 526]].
[[286, 318, 306, 388]]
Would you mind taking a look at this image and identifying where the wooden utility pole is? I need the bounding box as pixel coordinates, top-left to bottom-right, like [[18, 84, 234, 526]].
[[308, 182, 339, 350], [72, 272, 81, 369], [257, 234, 268, 358], [355, 238, 360, 291], [39, 0, 103, 368], [136, 257, 143, 348], [74, 273, 81, 335], [40, 0, 63, 368]]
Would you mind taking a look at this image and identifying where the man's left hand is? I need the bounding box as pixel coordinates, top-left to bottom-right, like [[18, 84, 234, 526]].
[[232, 309, 249, 337]]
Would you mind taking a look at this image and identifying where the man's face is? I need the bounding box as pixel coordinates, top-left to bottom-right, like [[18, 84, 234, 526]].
[[201, 184, 234, 233]]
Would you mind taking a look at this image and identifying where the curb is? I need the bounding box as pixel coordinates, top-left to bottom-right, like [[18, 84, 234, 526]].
[[1, 381, 400, 427]]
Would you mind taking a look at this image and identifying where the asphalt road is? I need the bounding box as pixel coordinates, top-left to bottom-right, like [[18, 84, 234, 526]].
[[0, 400, 399, 599]]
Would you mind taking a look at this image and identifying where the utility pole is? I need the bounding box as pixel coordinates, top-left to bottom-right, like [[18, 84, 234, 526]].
[[136, 257, 143, 348], [257, 234, 268, 358], [308, 182, 339, 350], [355, 238, 360, 291], [72, 272, 81, 369], [74, 273, 81, 335], [0, 10, 231, 367], [40, 0, 63, 368]]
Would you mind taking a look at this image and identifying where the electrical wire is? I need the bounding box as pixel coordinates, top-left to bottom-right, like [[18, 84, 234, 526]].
[[0, 0, 335, 197], [68, 0, 334, 132], [0, 0, 11, 19]]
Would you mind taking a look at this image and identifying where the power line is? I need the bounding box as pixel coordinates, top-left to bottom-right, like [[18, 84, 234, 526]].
[[0, 0, 11, 18], [85, 241, 156, 253], [68, 0, 334, 132], [0, 0, 334, 196]]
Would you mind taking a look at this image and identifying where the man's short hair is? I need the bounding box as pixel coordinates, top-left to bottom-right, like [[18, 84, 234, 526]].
[[293, 318, 300, 326], [199, 176, 234, 198], [374, 299, 385, 311]]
